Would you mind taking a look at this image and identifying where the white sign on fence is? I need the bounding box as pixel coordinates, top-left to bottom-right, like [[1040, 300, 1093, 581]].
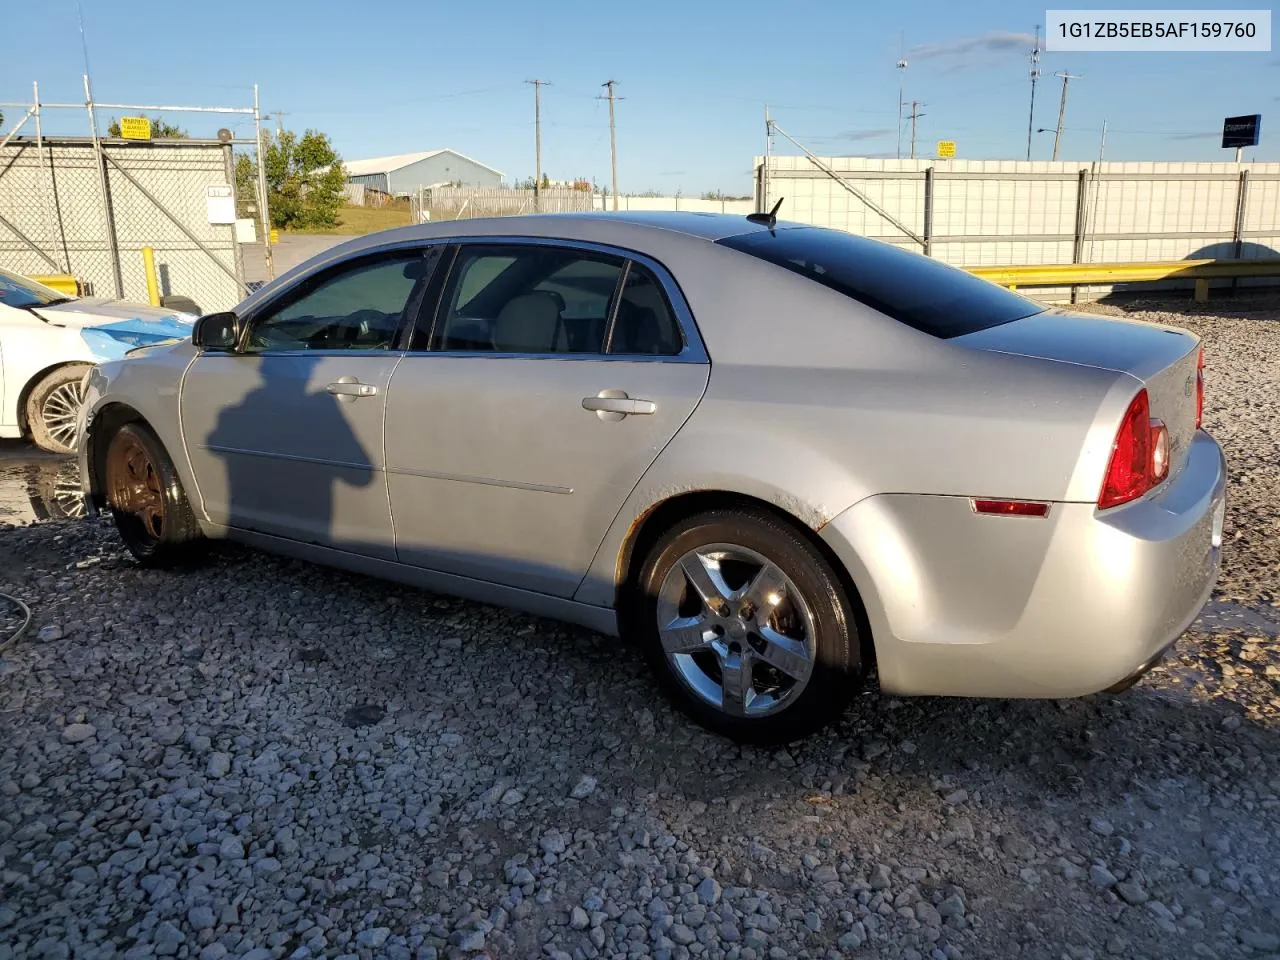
[[206, 185, 235, 225]]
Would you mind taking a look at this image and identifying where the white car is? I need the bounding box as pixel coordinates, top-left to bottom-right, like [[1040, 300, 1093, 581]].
[[0, 267, 197, 453]]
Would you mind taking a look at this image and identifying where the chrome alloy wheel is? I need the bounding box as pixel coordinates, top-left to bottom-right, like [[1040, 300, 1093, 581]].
[[656, 543, 818, 718], [40, 379, 86, 451]]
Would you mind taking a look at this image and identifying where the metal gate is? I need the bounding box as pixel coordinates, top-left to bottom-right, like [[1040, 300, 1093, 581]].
[[0, 136, 247, 313]]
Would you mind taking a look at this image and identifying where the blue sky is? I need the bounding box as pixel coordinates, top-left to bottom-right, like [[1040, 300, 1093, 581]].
[[4, 0, 1276, 194]]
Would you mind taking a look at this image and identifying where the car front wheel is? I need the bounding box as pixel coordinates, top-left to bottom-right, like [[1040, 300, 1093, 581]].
[[634, 508, 866, 744], [103, 422, 205, 567], [26, 364, 91, 454]]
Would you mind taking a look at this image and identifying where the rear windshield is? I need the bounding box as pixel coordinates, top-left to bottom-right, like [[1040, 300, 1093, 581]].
[[718, 226, 1044, 339]]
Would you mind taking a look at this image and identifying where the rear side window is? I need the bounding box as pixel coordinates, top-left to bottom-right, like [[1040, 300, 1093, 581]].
[[433, 245, 625, 354], [718, 227, 1044, 339], [608, 264, 683, 356]]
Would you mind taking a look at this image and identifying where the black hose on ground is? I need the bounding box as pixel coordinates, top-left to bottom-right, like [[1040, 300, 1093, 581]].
[[0, 592, 32, 653]]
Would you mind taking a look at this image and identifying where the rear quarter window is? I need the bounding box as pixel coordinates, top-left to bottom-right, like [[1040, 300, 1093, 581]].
[[717, 227, 1044, 339]]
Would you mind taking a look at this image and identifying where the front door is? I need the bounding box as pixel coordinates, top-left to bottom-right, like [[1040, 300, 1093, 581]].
[[181, 249, 431, 558], [384, 242, 710, 597]]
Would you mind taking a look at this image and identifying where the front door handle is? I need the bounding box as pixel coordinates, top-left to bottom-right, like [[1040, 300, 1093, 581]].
[[582, 390, 656, 421], [326, 377, 378, 402]]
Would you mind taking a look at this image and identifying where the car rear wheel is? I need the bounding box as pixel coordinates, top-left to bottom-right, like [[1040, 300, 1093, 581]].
[[634, 508, 865, 744], [103, 422, 205, 567], [26, 364, 91, 454]]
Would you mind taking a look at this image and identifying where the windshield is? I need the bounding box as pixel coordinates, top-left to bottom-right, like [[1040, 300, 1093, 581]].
[[718, 226, 1045, 339], [0, 268, 72, 309]]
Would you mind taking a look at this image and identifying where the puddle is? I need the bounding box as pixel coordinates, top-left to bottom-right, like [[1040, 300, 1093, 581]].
[[1192, 599, 1280, 637], [0, 457, 86, 525]]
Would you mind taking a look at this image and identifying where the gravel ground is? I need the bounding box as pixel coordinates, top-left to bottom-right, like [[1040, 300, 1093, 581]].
[[1, 296, 1279, 960]]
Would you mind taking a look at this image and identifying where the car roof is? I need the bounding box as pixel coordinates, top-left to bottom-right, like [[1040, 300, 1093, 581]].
[[372, 210, 803, 245], [237, 212, 813, 313]]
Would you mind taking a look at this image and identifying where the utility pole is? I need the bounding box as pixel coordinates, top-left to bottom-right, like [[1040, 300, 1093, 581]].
[[269, 110, 288, 135], [908, 101, 924, 160], [601, 80, 620, 210], [1051, 71, 1081, 162], [1026, 25, 1040, 161], [526, 80, 548, 211], [762, 104, 772, 213], [896, 43, 908, 161]]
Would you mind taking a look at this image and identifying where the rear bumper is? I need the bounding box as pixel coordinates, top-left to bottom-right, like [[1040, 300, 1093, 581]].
[[820, 430, 1227, 698]]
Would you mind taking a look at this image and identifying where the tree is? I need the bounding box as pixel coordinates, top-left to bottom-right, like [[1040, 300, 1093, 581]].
[[234, 152, 258, 219], [107, 115, 187, 138], [702, 189, 752, 202], [237, 129, 347, 229]]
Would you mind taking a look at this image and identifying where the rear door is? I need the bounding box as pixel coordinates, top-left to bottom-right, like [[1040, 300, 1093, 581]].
[[383, 240, 710, 597]]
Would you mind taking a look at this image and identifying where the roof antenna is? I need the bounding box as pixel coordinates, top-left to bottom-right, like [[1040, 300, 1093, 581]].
[[746, 196, 784, 228]]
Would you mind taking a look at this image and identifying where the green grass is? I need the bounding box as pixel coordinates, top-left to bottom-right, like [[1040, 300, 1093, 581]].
[[285, 204, 413, 236]]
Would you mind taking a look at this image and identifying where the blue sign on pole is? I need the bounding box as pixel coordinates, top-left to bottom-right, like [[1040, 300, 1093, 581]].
[[1222, 115, 1261, 149]]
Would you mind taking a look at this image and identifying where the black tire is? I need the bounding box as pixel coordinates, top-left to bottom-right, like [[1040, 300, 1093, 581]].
[[25, 364, 91, 454], [102, 422, 206, 568], [633, 508, 865, 744]]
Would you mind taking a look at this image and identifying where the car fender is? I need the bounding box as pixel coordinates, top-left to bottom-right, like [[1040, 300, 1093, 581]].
[[1, 317, 98, 432], [79, 341, 203, 520], [572, 391, 874, 609]]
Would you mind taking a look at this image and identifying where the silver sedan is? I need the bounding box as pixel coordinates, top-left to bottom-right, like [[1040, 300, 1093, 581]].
[[77, 212, 1226, 743]]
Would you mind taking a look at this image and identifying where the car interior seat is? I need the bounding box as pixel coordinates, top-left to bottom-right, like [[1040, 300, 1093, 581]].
[[492, 290, 566, 353]]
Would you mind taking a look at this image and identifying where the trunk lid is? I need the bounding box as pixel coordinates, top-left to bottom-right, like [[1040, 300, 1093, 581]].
[[956, 309, 1201, 478]]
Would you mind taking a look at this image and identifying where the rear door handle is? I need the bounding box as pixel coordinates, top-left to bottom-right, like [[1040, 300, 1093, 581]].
[[326, 378, 378, 400], [582, 390, 656, 420]]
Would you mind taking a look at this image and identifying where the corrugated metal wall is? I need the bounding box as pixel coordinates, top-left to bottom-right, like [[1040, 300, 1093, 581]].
[[758, 156, 1280, 265]]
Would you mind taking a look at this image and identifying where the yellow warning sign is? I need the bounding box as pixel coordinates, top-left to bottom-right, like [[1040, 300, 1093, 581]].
[[118, 117, 152, 141], [936, 140, 956, 159]]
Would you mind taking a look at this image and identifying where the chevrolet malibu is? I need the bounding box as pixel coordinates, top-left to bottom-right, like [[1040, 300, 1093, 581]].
[[76, 212, 1226, 743]]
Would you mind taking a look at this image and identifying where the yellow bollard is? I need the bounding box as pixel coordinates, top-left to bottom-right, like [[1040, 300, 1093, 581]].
[[141, 247, 161, 306]]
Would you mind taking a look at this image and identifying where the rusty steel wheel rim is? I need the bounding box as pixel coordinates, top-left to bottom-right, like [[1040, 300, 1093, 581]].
[[106, 434, 165, 540]]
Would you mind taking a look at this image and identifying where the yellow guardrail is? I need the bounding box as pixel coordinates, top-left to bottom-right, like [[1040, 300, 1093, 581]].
[[966, 258, 1280, 303], [29, 274, 83, 296]]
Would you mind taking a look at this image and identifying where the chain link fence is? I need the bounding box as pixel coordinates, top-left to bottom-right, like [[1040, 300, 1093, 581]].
[[0, 136, 249, 313], [410, 185, 595, 222]]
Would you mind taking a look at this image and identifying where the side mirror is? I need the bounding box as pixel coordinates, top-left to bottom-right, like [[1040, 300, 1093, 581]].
[[193, 311, 242, 351]]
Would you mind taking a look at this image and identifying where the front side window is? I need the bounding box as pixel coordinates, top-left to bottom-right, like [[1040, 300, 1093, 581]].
[[433, 245, 625, 354], [243, 253, 426, 353], [717, 227, 1045, 339]]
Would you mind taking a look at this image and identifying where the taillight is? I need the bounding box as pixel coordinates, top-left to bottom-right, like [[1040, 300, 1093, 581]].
[[1195, 345, 1204, 429], [1149, 419, 1170, 483], [1098, 389, 1169, 510]]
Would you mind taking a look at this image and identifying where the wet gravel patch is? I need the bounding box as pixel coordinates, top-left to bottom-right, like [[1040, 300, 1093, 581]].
[[1, 296, 1278, 960]]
